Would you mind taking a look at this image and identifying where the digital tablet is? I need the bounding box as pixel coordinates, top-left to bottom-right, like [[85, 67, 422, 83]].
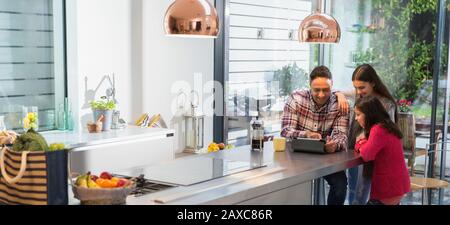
[[291, 137, 326, 154]]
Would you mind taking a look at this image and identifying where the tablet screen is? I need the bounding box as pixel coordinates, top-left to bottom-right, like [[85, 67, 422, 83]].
[[291, 138, 326, 154]]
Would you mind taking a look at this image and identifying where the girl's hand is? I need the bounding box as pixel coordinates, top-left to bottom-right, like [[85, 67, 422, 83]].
[[356, 133, 366, 142], [357, 138, 367, 145], [335, 92, 350, 115], [354, 138, 367, 153]]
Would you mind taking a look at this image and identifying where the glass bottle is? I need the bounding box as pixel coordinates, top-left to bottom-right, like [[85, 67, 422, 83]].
[[67, 109, 74, 131], [0, 115, 6, 131], [65, 98, 74, 131], [57, 103, 66, 130]]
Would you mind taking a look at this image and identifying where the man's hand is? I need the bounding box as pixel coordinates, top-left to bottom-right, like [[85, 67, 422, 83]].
[[305, 131, 322, 139], [335, 92, 349, 115], [325, 136, 338, 153]]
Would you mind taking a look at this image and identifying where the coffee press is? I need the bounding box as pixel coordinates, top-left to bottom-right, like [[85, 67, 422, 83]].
[[250, 117, 264, 151]]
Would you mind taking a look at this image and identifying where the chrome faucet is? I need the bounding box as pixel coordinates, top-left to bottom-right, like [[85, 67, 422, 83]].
[[98, 73, 118, 104]]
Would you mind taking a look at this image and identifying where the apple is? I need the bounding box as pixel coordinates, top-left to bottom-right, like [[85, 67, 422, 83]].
[[116, 179, 127, 187], [90, 175, 99, 182], [100, 171, 112, 180], [218, 143, 225, 150]]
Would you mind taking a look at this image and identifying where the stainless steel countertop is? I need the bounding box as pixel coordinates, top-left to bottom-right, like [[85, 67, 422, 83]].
[[42, 126, 174, 150], [89, 143, 363, 205]]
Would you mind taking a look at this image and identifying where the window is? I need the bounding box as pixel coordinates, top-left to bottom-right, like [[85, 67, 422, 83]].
[[224, 0, 314, 146], [0, 0, 66, 132], [326, 0, 446, 128], [325, 0, 450, 204]]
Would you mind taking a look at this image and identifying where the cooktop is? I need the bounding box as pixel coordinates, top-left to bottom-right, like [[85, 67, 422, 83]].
[[114, 156, 267, 186]]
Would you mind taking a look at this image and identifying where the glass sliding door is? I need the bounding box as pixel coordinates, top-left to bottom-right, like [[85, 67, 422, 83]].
[[224, 0, 314, 146], [433, 0, 450, 204], [326, 0, 449, 204], [327, 0, 446, 130]]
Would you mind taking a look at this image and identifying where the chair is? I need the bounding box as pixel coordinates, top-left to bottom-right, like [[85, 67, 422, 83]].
[[397, 113, 441, 176], [409, 142, 449, 205], [413, 130, 442, 175]]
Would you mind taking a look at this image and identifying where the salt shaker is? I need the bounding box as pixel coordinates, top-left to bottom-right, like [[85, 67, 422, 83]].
[[111, 110, 120, 129]]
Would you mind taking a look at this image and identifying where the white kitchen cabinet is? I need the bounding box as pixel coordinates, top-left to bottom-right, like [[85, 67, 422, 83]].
[[70, 134, 174, 175]]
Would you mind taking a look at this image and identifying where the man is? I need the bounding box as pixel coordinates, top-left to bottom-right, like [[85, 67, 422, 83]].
[[281, 65, 349, 205]]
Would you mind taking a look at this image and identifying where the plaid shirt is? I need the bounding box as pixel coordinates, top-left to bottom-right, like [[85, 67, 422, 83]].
[[281, 90, 349, 151]]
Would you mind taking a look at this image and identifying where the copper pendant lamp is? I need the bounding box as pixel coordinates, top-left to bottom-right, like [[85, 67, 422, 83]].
[[298, 0, 340, 43], [164, 0, 220, 38]]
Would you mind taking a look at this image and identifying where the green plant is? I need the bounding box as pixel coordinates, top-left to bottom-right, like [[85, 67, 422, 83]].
[[89, 97, 116, 110], [411, 104, 446, 122], [359, 25, 378, 33], [273, 63, 309, 97], [369, 0, 446, 101], [397, 99, 412, 112], [353, 48, 375, 66]]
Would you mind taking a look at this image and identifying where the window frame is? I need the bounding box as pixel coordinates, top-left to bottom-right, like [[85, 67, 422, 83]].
[[0, 0, 67, 132], [215, 0, 317, 145]]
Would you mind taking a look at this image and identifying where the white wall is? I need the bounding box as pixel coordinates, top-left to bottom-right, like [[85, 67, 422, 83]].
[[66, 0, 215, 153], [66, 0, 133, 129], [141, 0, 215, 153]]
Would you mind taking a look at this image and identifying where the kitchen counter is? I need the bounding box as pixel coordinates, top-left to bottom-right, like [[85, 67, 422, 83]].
[[45, 126, 176, 175], [42, 126, 174, 150], [69, 143, 363, 205]]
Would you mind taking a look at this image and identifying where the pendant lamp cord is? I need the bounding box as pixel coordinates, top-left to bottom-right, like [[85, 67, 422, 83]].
[[317, 0, 323, 13]]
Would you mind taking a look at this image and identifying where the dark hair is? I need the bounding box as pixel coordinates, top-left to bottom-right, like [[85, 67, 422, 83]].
[[310, 65, 332, 82], [352, 64, 398, 122], [355, 96, 403, 139]]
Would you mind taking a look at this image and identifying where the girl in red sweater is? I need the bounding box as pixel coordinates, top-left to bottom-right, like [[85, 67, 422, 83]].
[[354, 96, 410, 205]]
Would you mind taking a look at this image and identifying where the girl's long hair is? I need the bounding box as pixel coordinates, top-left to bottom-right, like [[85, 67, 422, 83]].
[[355, 96, 403, 139], [352, 64, 398, 122]]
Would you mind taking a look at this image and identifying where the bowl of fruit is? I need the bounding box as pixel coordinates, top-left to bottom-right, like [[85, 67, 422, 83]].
[[207, 142, 234, 153], [72, 171, 136, 205]]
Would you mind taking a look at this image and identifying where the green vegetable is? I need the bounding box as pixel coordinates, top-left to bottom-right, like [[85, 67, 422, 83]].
[[89, 97, 116, 110], [225, 144, 234, 150], [12, 129, 49, 152]]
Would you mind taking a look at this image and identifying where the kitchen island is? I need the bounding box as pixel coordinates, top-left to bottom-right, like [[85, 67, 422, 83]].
[[70, 142, 363, 205], [42, 126, 175, 175]]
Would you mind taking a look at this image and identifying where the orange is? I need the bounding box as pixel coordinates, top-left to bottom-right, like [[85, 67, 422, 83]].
[[95, 178, 117, 188], [109, 179, 118, 188]]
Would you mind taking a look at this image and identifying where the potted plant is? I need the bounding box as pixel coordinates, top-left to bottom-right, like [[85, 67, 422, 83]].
[[397, 98, 415, 139], [273, 63, 309, 98], [397, 99, 413, 114], [89, 96, 116, 131]]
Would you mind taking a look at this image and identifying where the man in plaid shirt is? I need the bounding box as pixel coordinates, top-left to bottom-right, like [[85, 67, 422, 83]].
[[281, 66, 349, 205]]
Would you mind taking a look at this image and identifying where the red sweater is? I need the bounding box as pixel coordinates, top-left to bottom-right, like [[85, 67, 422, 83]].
[[355, 124, 411, 201]]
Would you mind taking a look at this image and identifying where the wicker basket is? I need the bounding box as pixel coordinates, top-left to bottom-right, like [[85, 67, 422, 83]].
[[72, 182, 135, 205]]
